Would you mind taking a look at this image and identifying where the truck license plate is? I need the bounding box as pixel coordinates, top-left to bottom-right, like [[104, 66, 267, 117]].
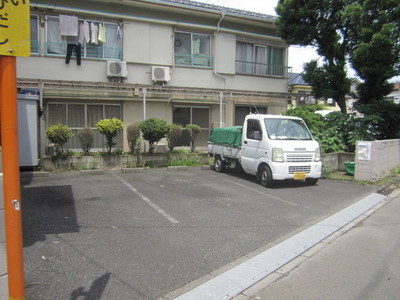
[[294, 172, 306, 180]]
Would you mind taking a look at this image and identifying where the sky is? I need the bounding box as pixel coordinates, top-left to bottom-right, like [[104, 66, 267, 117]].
[[199, 0, 321, 74]]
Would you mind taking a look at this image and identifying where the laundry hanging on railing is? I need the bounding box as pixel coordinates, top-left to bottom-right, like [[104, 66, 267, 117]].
[[98, 23, 107, 43], [90, 22, 99, 44], [79, 21, 90, 45], [59, 15, 78, 36]]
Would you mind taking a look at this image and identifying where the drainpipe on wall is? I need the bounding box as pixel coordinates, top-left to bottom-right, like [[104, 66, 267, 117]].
[[142, 87, 147, 120], [215, 12, 227, 128], [39, 81, 44, 158]]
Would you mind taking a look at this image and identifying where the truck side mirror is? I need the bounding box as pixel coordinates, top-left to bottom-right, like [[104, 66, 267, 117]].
[[253, 131, 262, 140]]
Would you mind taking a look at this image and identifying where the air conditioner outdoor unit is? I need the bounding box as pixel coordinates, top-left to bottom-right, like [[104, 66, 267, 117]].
[[151, 66, 170, 83], [107, 61, 128, 78]]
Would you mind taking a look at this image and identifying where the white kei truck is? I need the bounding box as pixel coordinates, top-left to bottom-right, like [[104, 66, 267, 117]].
[[208, 114, 322, 187]]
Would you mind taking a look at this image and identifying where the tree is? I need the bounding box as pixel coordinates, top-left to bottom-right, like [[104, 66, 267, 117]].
[[78, 127, 94, 155], [45, 124, 73, 155], [127, 123, 141, 154], [277, 0, 400, 113], [96, 118, 124, 154], [139, 118, 169, 153], [342, 0, 400, 104], [185, 124, 201, 153], [166, 123, 183, 152], [276, 0, 351, 114]]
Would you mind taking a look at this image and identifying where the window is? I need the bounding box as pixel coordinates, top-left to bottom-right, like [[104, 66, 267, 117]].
[[246, 119, 262, 140], [236, 42, 284, 76], [47, 103, 121, 151], [46, 15, 122, 60], [174, 31, 212, 68], [235, 106, 267, 126], [172, 106, 210, 147], [297, 91, 316, 105], [30, 15, 39, 54], [264, 118, 312, 140]]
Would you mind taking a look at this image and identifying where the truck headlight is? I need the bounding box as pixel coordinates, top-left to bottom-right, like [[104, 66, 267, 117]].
[[315, 148, 321, 162], [272, 148, 284, 162]]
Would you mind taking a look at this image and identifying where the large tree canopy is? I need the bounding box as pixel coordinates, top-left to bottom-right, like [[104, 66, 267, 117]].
[[276, 0, 351, 113], [276, 0, 400, 111], [343, 0, 400, 104]]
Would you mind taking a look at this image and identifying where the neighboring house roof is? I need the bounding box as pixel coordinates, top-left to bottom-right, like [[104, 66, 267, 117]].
[[288, 73, 309, 86], [143, 0, 277, 20]]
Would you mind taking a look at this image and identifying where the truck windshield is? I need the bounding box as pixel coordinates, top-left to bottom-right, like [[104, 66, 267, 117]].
[[264, 118, 312, 140]]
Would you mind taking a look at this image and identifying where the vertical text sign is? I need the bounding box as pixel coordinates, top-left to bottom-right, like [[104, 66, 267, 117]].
[[0, 0, 30, 57]]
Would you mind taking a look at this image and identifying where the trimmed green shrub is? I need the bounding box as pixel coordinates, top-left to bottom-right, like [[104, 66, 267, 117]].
[[127, 123, 141, 154], [185, 124, 201, 152], [166, 123, 183, 152], [45, 124, 73, 155], [139, 118, 169, 153], [96, 118, 124, 154], [78, 127, 94, 155]]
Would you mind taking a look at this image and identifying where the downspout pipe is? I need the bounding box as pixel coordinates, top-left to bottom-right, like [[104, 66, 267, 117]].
[[215, 12, 227, 128]]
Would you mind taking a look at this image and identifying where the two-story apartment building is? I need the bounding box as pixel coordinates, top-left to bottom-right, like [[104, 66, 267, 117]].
[[17, 0, 290, 156]]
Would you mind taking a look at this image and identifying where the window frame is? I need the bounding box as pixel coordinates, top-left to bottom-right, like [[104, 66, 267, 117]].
[[47, 102, 122, 151], [236, 41, 285, 77], [45, 15, 122, 61], [30, 14, 40, 55], [172, 105, 211, 147], [174, 31, 212, 68]]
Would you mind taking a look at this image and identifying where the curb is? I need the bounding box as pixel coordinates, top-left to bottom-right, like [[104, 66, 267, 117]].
[[121, 167, 144, 173], [20, 171, 50, 178], [167, 166, 188, 171], [80, 169, 104, 175]]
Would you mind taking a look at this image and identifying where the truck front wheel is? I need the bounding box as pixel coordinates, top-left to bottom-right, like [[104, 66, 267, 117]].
[[214, 156, 225, 173], [259, 165, 274, 187]]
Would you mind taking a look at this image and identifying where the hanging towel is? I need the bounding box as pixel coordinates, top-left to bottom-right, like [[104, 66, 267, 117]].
[[98, 23, 107, 43], [90, 22, 99, 44], [116, 25, 122, 40], [59, 15, 78, 36], [79, 21, 90, 45]]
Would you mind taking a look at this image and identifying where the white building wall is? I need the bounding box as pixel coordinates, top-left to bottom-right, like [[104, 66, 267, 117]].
[[18, 18, 288, 93]]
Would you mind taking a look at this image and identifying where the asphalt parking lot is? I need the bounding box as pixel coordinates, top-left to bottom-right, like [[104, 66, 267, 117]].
[[21, 168, 376, 299]]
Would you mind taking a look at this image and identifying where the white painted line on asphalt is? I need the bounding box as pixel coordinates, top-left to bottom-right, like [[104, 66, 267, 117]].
[[113, 174, 179, 224], [208, 173, 297, 206], [173, 192, 386, 300]]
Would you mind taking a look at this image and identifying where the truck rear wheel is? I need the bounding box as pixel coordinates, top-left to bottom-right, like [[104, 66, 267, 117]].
[[214, 156, 225, 172], [260, 165, 274, 187]]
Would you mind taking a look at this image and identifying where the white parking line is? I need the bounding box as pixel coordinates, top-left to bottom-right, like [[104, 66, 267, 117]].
[[208, 172, 297, 206], [113, 174, 179, 224]]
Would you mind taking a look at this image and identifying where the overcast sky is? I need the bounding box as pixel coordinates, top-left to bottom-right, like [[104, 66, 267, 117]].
[[199, 0, 320, 74]]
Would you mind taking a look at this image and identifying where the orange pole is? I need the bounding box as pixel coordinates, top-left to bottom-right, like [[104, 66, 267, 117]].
[[0, 55, 25, 300]]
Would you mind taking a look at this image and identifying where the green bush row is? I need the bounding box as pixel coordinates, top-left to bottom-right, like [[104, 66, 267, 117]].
[[45, 118, 201, 155], [282, 105, 390, 154]]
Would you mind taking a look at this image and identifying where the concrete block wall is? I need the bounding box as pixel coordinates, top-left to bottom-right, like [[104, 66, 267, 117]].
[[355, 139, 400, 181], [321, 152, 355, 175]]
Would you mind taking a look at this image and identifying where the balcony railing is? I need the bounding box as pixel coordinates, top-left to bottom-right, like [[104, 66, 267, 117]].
[[175, 54, 214, 68], [30, 40, 122, 60], [235, 60, 289, 77]]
